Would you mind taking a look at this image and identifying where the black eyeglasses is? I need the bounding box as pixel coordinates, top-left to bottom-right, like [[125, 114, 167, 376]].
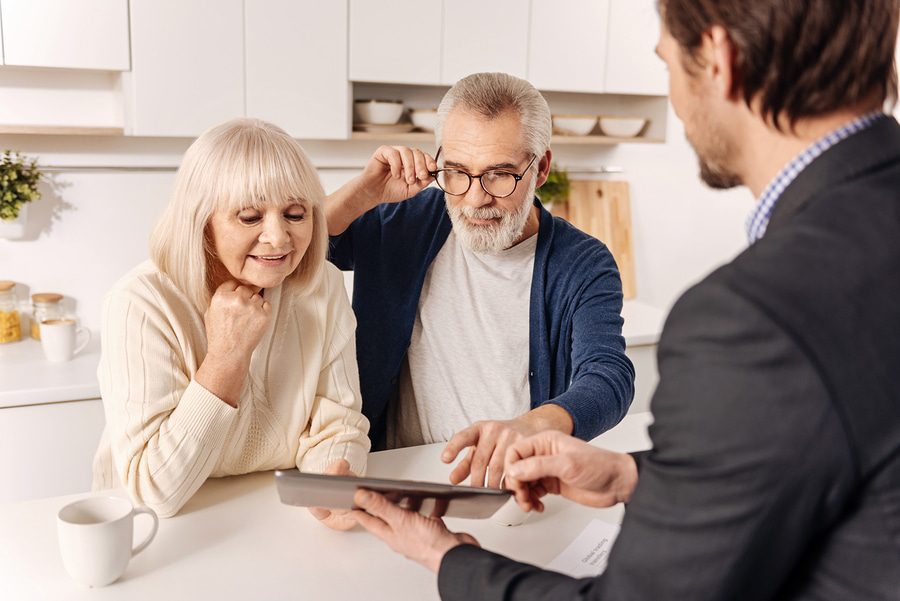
[[428, 147, 537, 198]]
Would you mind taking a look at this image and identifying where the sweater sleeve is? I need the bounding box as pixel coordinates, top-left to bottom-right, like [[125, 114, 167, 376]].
[[547, 256, 635, 439], [97, 288, 238, 517], [295, 269, 371, 476]]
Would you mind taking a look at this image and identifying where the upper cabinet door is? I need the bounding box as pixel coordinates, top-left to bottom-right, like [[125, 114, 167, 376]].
[[528, 0, 610, 93], [0, 0, 129, 70], [604, 0, 667, 95], [349, 0, 442, 85], [441, 0, 528, 85], [246, 0, 350, 139], [125, 0, 244, 137]]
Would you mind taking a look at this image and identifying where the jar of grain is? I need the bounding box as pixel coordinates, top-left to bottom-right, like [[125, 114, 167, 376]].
[[0, 281, 22, 344], [31, 293, 64, 340]]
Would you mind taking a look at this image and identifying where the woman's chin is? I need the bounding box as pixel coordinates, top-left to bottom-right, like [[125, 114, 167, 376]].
[[236, 256, 302, 289]]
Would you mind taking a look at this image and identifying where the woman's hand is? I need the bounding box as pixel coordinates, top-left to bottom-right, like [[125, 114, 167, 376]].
[[308, 459, 359, 531], [196, 281, 271, 406], [204, 281, 271, 360]]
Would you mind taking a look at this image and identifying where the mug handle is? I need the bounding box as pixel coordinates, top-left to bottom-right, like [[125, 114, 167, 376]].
[[73, 327, 91, 357], [131, 506, 159, 557]]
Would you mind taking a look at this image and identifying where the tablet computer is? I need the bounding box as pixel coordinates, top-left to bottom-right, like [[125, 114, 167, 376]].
[[274, 469, 511, 519]]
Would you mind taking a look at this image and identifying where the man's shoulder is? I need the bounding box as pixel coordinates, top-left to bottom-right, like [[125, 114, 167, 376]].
[[544, 212, 619, 274]]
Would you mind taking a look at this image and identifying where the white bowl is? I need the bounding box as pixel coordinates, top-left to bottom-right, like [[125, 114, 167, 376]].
[[410, 109, 438, 132], [354, 99, 404, 125], [598, 117, 648, 138], [552, 114, 597, 136]]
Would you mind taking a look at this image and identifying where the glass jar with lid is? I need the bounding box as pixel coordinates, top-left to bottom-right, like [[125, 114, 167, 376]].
[[31, 292, 64, 340], [0, 280, 22, 344]]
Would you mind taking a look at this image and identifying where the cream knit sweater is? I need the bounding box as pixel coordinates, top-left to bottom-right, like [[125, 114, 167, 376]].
[[92, 260, 370, 517]]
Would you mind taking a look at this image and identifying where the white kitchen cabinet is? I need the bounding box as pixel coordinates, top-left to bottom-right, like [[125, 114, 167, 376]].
[[245, 0, 350, 139], [529, 0, 665, 96], [604, 0, 668, 95], [349, 0, 443, 85], [528, 0, 610, 93], [0, 399, 106, 504], [441, 0, 529, 84], [124, 0, 244, 137], [0, 0, 129, 70]]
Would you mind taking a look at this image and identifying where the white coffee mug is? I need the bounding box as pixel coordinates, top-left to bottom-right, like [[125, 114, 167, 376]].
[[57, 496, 159, 587], [39, 319, 90, 362]]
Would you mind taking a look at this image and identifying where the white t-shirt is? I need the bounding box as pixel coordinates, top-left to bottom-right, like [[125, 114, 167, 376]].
[[387, 230, 537, 447]]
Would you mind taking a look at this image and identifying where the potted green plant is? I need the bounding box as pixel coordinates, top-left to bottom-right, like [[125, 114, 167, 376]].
[[537, 163, 570, 206], [0, 150, 42, 239]]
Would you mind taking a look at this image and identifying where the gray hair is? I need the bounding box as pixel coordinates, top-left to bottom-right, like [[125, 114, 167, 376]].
[[435, 72, 552, 159]]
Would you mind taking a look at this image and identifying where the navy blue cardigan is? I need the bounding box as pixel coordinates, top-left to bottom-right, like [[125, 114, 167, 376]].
[[329, 187, 635, 448]]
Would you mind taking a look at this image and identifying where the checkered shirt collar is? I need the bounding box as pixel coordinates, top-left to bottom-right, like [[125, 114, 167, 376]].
[[746, 111, 887, 244]]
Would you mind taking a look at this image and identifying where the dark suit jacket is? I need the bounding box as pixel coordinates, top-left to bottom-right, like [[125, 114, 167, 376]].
[[438, 116, 900, 600]]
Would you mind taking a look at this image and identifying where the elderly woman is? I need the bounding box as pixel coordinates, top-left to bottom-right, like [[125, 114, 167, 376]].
[[92, 118, 370, 523]]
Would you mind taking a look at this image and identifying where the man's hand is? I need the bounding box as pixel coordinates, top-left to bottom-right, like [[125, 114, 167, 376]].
[[325, 146, 436, 235], [503, 430, 639, 512], [308, 459, 358, 531], [442, 405, 574, 488], [352, 489, 479, 573], [360, 145, 437, 205]]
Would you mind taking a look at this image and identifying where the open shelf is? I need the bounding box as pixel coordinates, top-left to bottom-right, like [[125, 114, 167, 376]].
[[349, 131, 662, 145]]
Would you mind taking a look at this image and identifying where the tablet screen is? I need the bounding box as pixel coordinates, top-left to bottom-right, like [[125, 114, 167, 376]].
[[275, 469, 511, 519]]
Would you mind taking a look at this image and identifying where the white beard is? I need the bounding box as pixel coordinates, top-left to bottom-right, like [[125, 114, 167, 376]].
[[446, 179, 536, 254]]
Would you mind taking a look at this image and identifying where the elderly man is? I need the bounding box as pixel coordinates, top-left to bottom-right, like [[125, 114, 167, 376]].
[[351, 0, 900, 599], [327, 72, 634, 486]]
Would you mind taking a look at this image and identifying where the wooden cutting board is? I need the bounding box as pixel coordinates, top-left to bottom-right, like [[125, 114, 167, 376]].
[[550, 180, 636, 299]]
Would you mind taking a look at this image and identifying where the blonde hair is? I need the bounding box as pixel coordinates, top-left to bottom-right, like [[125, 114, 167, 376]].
[[435, 72, 552, 159], [150, 118, 328, 312]]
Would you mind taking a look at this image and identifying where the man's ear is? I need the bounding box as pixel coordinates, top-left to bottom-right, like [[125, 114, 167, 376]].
[[701, 25, 740, 101], [535, 149, 552, 188]]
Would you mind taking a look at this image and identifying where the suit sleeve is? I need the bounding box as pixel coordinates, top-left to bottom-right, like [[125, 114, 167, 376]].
[[439, 280, 857, 600]]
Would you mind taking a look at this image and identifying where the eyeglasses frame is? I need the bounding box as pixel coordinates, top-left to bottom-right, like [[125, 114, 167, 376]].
[[427, 147, 538, 199]]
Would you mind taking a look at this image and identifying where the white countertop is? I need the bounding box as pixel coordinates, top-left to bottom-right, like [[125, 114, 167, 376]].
[[0, 300, 665, 409], [0, 335, 102, 409], [0, 412, 652, 601], [621, 299, 666, 346]]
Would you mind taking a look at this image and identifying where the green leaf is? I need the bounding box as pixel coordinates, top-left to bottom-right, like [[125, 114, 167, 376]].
[[0, 151, 42, 216]]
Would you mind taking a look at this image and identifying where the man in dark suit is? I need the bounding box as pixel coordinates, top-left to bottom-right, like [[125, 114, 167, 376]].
[[350, 0, 900, 599]]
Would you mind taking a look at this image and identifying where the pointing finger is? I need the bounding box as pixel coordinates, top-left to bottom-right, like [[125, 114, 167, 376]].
[[442, 425, 481, 463]]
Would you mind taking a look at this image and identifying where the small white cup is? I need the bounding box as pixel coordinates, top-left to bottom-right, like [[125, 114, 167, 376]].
[[39, 319, 90, 362], [57, 496, 158, 587]]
